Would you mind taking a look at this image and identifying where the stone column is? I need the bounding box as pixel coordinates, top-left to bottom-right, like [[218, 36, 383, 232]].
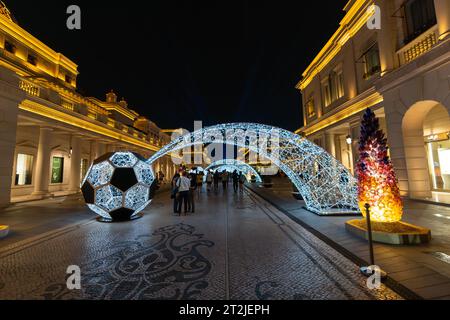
[[33, 127, 53, 197], [384, 107, 410, 197], [69, 136, 82, 192], [376, 0, 396, 73], [324, 133, 336, 158], [89, 140, 100, 164], [166, 158, 171, 180], [97, 142, 106, 158], [349, 120, 362, 172], [0, 69, 25, 207], [434, 0, 450, 40], [105, 144, 115, 153]]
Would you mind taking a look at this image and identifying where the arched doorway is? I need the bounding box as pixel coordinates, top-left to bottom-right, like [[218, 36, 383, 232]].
[[402, 101, 450, 200], [147, 123, 358, 215]]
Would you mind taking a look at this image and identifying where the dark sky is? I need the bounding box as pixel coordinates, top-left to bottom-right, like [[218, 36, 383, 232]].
[[7, 0, 347, 132]]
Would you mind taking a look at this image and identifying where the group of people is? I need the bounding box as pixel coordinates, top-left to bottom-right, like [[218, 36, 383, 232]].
[[171, 170, 197, 216], [171, 168, 247, 215], [204, 170, 246, 193]]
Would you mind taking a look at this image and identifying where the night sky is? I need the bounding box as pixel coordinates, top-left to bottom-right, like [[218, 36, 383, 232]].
[[7, 0, 347, 132]]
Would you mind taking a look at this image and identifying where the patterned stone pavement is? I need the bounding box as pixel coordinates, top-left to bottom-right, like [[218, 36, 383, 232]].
[[0, 187, 402, 300]]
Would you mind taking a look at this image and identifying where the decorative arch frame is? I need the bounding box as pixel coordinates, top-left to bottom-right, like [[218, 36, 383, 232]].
[[148, 123, 358, 215], [204, 159, 263, 183]]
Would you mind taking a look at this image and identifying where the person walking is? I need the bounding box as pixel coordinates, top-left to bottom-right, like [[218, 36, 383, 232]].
[[158, 170, 165, 184], [171, 172, 180, 214], [232, 170, 239, 193], [206, 171, 213, 193], [176, 171, 191, 216], [239, 172, 246, 193], [196, 172, 203, 196], [188, 173, 197, 213], [222, 171, 228, 191], [213, 171, 220, 193]]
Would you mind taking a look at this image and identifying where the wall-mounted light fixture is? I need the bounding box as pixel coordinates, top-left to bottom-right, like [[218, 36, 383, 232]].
[[346, 135, 352, 145]]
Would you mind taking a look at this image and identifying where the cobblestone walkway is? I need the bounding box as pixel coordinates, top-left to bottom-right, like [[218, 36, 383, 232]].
[[0, 188, 401, 300]]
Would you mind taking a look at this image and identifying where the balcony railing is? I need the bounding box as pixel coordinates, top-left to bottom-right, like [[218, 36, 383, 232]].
[[397, 25, 439, 65], [18, 78, 166, 149], [19, 80, 40, 97], [61, 100, 75, 111]]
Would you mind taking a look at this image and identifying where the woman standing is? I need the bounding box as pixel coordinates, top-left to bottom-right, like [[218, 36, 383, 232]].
[[176, 171, 191, 216]]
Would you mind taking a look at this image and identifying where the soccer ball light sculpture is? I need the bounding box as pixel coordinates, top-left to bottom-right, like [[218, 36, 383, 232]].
[[81, 152, 156, 222]]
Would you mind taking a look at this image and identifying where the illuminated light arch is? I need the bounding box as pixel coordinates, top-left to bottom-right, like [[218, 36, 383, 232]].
[[148, 123, 358, 215], [204, 159, 263, 183]]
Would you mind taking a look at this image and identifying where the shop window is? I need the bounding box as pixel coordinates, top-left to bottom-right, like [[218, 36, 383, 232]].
[[27, 54, 38, 66], [322, 67, 344, 107], [426, 133, 450, 191], [335, 70, 344, 99], [80, 159, 89, 182], [305, 97, 316, 118], [51, 157, 65, 184], [322, 80, 332, 107], [15, 154, 34, 186], [363, 44, 381, 80], [4, 40, 16, 54], [403, 0, 437, 45], [65, 74, 73, 84]]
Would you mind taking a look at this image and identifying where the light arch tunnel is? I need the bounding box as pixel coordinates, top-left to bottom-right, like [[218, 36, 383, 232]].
[[147, 123, 359, 215], [200, 159, 263, 183]]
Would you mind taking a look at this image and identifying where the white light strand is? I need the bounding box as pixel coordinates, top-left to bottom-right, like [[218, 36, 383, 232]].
[[204, 159, 263, 183], [148, 123, 358, 215]]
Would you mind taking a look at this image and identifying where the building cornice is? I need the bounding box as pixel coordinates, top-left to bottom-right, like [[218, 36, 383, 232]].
[[19, 99, 161, 153], [88, 97, 138, 121], [0, 15, 78, 75], [295, 88, 383, 136], [296, 0, 374, 91]]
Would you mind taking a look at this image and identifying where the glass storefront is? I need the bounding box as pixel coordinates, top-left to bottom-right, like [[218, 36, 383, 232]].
[[426, 135, 450, 191], [51, 157, 64, 184], [80, 159, 89, 182], [15, 154, 34, 186]]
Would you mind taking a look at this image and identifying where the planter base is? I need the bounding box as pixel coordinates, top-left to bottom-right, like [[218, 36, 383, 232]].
[[97, 213, 144, 223], [346, 220, 431, 245], [0, 225, 10, 239]]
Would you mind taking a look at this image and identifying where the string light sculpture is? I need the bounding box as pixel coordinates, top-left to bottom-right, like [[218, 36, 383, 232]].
[[357, 109, 403, 222], [148, 123, 359, 215], [204, 159, 263, 183], [81, 152, 156, 221]]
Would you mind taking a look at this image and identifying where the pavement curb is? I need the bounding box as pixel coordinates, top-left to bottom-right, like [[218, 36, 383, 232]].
[[245, 185, 424, 300]]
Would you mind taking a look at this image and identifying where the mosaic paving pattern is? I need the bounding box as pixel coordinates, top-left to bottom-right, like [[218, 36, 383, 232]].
[[38, 224, 214, 300], [0, 189, 401, 300]]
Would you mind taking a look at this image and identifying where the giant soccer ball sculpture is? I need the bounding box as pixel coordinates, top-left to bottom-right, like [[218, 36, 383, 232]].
[[81, 152, 156, 222]]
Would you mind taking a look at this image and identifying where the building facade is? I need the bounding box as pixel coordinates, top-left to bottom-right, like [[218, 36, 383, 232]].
[[296, 0, 450, 203], [0, 4, 177, 207]]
